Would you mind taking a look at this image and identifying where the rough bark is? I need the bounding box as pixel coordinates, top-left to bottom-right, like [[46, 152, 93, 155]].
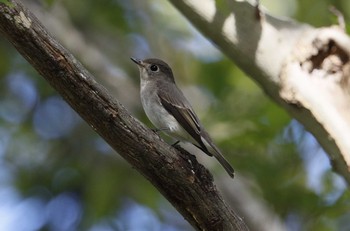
[[0, 0, 249, 230], [168, 0, 350, 185]]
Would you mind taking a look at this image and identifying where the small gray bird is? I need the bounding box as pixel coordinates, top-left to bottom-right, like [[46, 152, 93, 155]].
[[131, 57, 234, 178]]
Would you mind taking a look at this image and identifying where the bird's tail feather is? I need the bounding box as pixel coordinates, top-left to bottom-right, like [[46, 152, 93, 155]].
[[212, 146, 235, 178], [201, 137, 234, 178]]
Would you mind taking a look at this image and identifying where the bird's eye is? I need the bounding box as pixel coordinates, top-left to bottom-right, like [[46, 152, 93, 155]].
[[150, 65, 159, 72]]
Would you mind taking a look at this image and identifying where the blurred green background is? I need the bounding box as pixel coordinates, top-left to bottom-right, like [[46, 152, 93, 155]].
[[0, 0, 349, 230]]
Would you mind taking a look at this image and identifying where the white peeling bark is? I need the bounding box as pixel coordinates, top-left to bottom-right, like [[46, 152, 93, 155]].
[[168, 0, 350, 184]]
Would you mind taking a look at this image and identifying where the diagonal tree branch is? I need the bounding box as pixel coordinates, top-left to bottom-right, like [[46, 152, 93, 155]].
[[168, 0, 350, 185], [0, 0, 248, 230]]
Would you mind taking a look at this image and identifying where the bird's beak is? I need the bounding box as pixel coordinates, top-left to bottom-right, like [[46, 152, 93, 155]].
[[130, 57, 144, 67]]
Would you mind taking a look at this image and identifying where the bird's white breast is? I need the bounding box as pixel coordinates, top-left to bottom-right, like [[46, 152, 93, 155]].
[[140, 80, 189, 140]]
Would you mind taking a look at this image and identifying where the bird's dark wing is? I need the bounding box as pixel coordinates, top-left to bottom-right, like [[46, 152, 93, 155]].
[[157, 85, 210, 154], [158, 83, 234, 177]]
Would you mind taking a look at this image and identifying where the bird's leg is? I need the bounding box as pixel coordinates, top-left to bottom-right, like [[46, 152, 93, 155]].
[[171, 140, 180, 146], [151, 127, 169, 133], [150, 127, 169, 141]]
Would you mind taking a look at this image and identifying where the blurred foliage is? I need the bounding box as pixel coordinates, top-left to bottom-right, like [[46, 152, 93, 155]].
[[0, 0, 349, 230]]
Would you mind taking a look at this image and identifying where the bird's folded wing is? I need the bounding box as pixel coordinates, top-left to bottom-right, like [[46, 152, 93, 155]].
[[158, 90, 204, 146]]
